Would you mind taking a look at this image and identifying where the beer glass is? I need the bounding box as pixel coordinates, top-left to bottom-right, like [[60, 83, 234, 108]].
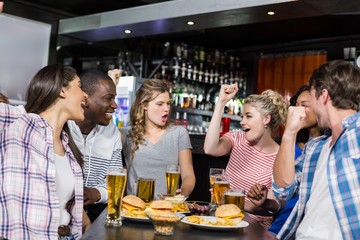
[[223, 189, 245, 212], [213, 173, 230, 205], [105, 167, 127, 227], [166, 165, 180, 195], [209, 168, 225, 204], [136, 178, 155, 203]]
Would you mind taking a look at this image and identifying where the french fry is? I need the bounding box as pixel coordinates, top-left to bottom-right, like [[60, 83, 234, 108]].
[[186, 215, 242, 227]]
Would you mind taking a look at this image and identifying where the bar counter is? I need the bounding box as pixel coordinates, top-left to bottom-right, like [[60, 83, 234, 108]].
[[81, 208, 277, 240]]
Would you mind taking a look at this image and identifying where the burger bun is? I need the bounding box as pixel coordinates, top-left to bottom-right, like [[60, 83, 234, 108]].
[[122, 195, 146, 209]]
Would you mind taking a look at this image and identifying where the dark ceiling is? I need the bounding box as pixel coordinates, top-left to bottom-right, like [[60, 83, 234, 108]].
[[4, 0, 360, 59], [5, 0, 168, 16]]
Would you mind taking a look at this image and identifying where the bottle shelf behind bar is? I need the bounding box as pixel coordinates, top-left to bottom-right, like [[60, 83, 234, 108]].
[[172, 106, 242, 122]]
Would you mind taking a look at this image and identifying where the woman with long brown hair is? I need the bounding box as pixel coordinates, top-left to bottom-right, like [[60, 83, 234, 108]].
[[0, 64, 87, 239], [121, 79, 195, 199]]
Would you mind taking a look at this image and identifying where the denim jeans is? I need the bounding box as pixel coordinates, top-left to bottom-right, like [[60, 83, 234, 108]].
[[58, 235, 75, 240]]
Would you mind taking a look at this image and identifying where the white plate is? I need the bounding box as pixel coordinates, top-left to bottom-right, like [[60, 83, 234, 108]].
[[181, 216, 249, 231], [122, 214, 151, 222]]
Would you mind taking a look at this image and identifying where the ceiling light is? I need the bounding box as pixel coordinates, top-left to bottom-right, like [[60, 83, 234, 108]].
[[267, 11, 275, 15], [124, 29, 132, 34], [186, 21, 195, 26]]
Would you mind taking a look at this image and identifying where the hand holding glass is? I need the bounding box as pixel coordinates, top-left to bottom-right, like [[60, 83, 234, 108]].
[[166, 165, 180, 195], [106, 167, 127, 227]]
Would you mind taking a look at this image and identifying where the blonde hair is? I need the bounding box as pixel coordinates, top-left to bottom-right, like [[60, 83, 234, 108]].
[[129, 79, 171, 159], [244, 89, 288, 134]]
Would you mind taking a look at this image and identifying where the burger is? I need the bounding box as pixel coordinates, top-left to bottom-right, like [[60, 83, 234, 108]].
[[215, 204, 244, 225], [148, 200, 174, 213], [122, 195, 146, 217], [145, 200, 178, 220], [145, 200, 181, 235]]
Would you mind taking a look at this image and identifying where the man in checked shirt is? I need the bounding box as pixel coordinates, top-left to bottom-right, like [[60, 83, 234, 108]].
[[273, 60, 360, 240]]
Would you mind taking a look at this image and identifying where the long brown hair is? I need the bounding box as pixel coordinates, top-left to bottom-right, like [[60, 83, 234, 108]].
[[129, 79, 170, 159], [25, 64, 83, 167]]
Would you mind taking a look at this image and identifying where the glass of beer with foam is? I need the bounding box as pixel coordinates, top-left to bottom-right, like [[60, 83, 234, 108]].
[[213, 173, 230, 206], [209, 168, 225, 204], [166, 165, 180, 195], [106, 167, 127, 227], [223, 189, 245, 212]]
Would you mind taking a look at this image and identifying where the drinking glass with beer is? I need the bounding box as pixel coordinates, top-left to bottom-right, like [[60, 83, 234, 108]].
[[209, 168, 224, 204], [166, 165, 180, 195], [223, 189, 245, 212], [213, 173, 230, 206], [136, 178, 155, 203], [106, 167, 127, 227]]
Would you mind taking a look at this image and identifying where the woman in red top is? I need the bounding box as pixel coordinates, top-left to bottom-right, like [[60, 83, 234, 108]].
[[204, 84, 287, 227]]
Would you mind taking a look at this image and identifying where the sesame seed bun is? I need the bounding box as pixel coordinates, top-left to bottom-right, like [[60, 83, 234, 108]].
[[122, 195, 146, 210], [215, 204, 241, 218], [149, 200, 174, 211]]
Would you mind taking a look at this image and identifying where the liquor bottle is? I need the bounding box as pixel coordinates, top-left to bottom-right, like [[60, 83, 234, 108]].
[[181, 112, 188, 130], [192, 64, 198, 81], [199, 47, 205, 63], [175, 112, 181, 125], [161, 64, 168, 79], [172, 58, 180, 79], [180, 62, 187, 80], [204, 67, 210, 83], [187, 64, 193, 81], [214, 49, 220, 65], [209, 69, 214, 84], [198, 63, 204, 82], [182, 43, 188, 61], [214, 68, 219, 84]]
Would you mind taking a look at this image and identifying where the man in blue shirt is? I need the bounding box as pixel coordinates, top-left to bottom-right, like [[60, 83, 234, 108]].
[[273, 60, 360, 240]]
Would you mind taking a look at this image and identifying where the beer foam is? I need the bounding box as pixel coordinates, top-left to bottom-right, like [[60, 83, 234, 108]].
[[108, 171, 126, 176], [225, 192, 245, 196], [214, 181, 229, 184]]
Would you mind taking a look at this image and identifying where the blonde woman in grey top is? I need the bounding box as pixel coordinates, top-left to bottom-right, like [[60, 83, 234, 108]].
[[120, 79, 195, 198]]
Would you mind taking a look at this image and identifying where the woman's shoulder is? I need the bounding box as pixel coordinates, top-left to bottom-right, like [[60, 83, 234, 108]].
[[119, 126, 132, 136], [4, 113, 46, 138], [224, 129, 245, 140]]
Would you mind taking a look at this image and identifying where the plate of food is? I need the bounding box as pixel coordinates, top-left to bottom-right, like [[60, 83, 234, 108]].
[[121, 195, 150, 222], [122, 214, 150, 222], [157, 194, 188, 204], [181, 204, 248, 231], [185, 201, 213, 216], [157, 194, 190, 214]]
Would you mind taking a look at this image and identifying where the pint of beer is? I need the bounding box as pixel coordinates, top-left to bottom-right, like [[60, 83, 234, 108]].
[[166, 165, 180, 195], [106, 167, 127, 227], [213, 173, 230, 205], [136, 178, 155, 203], [209, 168, 224, 188], [223, 189, 245, 211]]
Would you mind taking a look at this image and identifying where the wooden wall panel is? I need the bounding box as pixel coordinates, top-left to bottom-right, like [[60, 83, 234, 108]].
[[256, 52, 327, 100]]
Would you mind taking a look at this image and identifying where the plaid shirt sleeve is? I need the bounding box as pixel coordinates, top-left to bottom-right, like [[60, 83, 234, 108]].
[[0, 103, 26, 131], [329, 113, 360, 239], [272, 144, 310, 200], [272, 157, 303, 200], [277, 113, 360, 240]]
